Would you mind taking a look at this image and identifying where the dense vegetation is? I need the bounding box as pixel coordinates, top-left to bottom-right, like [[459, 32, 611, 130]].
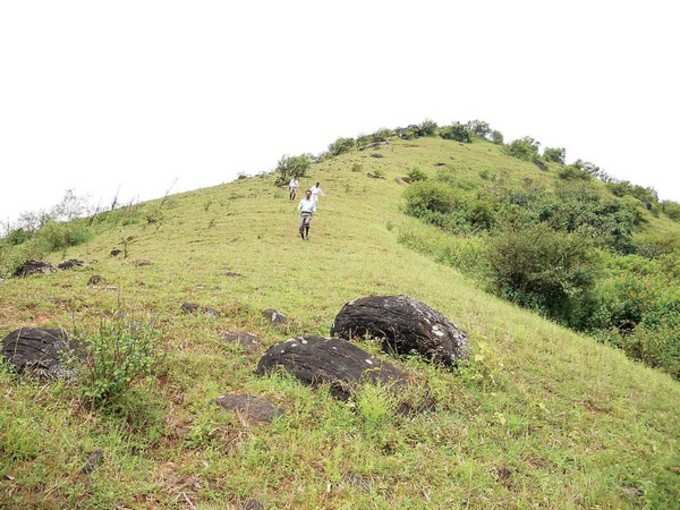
[[395, 121, 679, 378]]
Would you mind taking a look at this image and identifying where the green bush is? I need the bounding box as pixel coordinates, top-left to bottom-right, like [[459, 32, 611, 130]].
[[490, 130, 504, 145], [661, 200, 680, 222], [80, 318, 159, 406], [507, 137, 540, 161], [607, 181, 659, 212], [406, 167, 427, 182], [328, 137, 356, 156], [488, 224, 599, 324], [558, 165, 591, 180], [404, 181, 457, 216], [417, 119, 438, 136], [543, 147, 566, 164], [440, 123, 472, 143], [4, 228, 32, 246], [32, 220, 92, 253], [274, 154, 311, 186], [371, 128, 394, 142], [395, 126, 418, 140], [466, 120, 491, 138]]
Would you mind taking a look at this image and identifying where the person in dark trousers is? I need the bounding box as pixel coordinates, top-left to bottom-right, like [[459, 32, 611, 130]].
[[288, 177, 299, 200], [297, 189, 317, 240]]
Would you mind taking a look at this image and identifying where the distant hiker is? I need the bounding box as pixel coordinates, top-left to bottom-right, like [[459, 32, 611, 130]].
[[288, 177, 300, 200], [297, 189, 317, 240], [310, 182, 325, 205]]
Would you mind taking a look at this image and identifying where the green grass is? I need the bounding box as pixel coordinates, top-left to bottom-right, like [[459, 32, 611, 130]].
[[1, 136, 679, 509]]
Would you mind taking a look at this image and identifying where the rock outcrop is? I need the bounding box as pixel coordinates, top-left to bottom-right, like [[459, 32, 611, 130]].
[[13, 260, 55, 277]]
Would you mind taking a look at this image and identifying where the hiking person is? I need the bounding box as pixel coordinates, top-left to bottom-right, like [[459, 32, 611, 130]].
[[310, 182, 325, 205], [288, 177, 299, 200], [297, 189, 316, 240]]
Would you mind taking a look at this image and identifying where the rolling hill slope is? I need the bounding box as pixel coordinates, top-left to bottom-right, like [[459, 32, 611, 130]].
[[1, 136, 679, 509]]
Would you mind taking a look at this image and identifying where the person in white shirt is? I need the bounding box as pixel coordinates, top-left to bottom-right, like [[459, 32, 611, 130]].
[[310, 182, 325, 205], [297, 189, 317, 240], [288, 177, 300, 200]]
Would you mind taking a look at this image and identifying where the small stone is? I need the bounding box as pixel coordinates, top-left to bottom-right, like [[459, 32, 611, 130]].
[[181, 302, 220, 318], [87, 275, 105, 287], [133, 259, 152, 267], [222, 331, 260, 353], [110, 248, 122, 257], [262, 308, 287, 326], [215, 394, 282, 424], [57, 259, 85, 270], [240, 499, 264, 510]]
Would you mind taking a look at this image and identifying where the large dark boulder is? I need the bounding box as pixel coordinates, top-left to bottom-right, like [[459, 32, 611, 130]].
[[331, 295, 468, 366], [1, 328, 78, 378], [13, 260, 55, 277], [255, 336, 408, 399]]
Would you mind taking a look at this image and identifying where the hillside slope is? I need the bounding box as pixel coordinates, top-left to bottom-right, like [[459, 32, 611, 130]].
[[1, 137, 679, 509]]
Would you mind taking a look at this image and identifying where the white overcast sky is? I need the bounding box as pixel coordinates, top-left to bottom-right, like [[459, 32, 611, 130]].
[[1, 1, 679, 224]]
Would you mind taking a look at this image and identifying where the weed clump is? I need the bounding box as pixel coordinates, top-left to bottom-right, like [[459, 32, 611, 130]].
[[80, 318, 159, 407]]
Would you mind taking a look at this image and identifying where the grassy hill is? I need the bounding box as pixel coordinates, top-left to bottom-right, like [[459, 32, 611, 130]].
[[1, 134, 679, 509]]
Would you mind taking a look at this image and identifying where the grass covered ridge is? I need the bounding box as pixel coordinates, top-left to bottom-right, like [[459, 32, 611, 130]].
[[1, 135, 679, 508]]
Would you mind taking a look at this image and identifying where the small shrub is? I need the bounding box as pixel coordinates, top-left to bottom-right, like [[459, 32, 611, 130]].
[[417, 119, 438, 136], [607, 181, 660, 212], [440, 123, 472, 143], [479, 169, 495, 181], [404, 181, 457, 217], [4, 228, 32, 246], [274, 154, 311, 186], [371, 128, 393, 142], [661, 200, 680, 222], [351, 162, 363, 173], [466, 120, 491, 138], [80, 318, 159, 406], [398, 126, 421, 139], [558, 165, 591, 180], [407, 167, 427, 182], [507, 136, 540, 161], [543, 147, 566, 164], [356, 384, 394, 440], [33, 220, 92, 252], [144, 207, 164, 225], [328, 137, 356, 156], [490, 130, 504, 145]]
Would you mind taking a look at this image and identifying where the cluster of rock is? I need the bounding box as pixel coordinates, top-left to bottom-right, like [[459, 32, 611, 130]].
[[13, 258, 86, 278], [255, 296, 468, 402], [1, 295, 468, 435]]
